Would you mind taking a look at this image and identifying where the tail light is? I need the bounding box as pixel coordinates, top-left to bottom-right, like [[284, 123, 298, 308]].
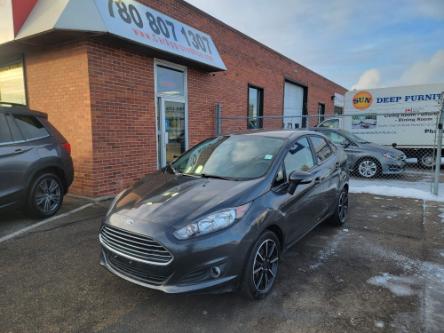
[[61, 143, 71, 155]]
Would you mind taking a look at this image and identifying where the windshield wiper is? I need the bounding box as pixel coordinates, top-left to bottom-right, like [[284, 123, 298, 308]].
[[200, 173, 234, 180]]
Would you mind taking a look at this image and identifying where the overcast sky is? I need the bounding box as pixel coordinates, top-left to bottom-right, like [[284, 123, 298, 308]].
[[185, 0, 444, 90]]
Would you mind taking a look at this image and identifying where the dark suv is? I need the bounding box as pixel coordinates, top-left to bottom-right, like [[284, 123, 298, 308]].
[[0, 103, 74, 218]]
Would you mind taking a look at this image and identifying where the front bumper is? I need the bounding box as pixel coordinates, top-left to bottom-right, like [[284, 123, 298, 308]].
[[381, 159, 406, 175], [98, 214, 255, 294], [100, 248, 237, 294]]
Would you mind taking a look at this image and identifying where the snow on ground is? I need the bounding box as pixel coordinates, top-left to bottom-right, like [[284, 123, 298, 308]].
[[350, 179, 444, 202], [367, 273, 418, 296]]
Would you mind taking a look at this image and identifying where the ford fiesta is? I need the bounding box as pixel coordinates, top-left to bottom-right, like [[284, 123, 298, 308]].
[[99, 130, 349, 299]]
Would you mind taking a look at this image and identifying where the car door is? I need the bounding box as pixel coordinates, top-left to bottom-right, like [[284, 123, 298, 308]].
[[0, 113, 50, 207], [0, 112, 27, 207], [320, 130, 357, 172], [308, 135, 340, 220], [272, 136, 325, 244]]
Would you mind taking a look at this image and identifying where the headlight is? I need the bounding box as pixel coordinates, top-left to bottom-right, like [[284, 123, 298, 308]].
[[173, 203, 250, 240], [106, 190, 127, 216], [383, 153, 397, 160]]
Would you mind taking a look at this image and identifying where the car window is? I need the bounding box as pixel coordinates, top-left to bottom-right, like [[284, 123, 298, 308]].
[[321, 131, 348, 145], [319, 119, 339, 128], [0, 114, 13, 144], [310, 136, 333, 163], [284, 137, 315, 175], [13, 115, 49, 140]]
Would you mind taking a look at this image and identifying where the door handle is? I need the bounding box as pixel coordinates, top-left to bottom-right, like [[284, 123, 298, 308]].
[[314, 177, 322, 184], [15, 148, 24, 153]]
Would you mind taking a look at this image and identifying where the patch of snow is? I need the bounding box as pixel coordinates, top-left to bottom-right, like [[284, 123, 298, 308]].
[[374, 320, 385, 329], [308, 231, 347, 270], [440, 252, 444, 258], [362, 240, 444, 331], [350, 179, 444, 202], [343, 228, 349, 232], [367, 273, 417, 296]]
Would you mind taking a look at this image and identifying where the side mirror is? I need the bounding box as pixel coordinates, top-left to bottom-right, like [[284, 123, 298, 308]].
[[288, 171, 313, 195], [342, 140, 352, 148]]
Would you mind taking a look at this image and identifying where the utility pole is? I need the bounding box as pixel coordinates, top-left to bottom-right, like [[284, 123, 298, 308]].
[[432, 91, 444, 195]]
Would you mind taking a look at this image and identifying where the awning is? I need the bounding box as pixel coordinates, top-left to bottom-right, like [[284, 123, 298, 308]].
[[1, 0, 227, 71]]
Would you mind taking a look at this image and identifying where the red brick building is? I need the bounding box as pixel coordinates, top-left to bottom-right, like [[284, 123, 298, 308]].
[[0, 0, 346, 197]]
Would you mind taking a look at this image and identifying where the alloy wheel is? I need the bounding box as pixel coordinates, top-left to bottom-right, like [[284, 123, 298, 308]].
[[252, 239, 279, 293], [358, 159, 378, 178], [34, 177, 62, 214]]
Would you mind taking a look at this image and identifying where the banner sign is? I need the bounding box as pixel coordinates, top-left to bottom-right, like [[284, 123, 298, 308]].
[[94, 0, 226, 70]]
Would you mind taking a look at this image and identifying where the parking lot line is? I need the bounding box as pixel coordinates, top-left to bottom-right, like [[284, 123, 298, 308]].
[[0, 203, 95, 244]]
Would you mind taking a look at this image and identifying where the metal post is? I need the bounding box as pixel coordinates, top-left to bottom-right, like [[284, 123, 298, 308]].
[[432, 92, 444, 195], [215, 103, 222, 136]]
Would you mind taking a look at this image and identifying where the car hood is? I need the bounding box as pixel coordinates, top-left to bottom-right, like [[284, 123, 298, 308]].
[[358, 143, 404, 156], [109, 170, 266, 227]]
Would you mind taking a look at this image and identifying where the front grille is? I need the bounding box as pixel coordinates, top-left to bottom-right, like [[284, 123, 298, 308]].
[[104, 249, 169, 286], [100, 224, 173, 265]]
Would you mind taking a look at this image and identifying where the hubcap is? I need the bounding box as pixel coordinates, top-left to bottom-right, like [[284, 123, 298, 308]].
[[253, 239, 279, 292], [34, 178, 61, 214], [338, 191, 349, 223], [358, 160, 377, 178]]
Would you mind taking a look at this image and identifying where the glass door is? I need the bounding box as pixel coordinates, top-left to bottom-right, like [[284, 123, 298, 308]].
[[158, 98, 186, 167]]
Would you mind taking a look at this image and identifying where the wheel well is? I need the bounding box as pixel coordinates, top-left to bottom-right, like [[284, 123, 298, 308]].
[[267, 225, 284, 250], [29, 167, 68, 193]]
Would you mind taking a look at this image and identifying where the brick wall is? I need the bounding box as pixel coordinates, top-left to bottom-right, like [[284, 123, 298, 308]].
[[26, 42, 95, 196], [25, 0, 346, 197]]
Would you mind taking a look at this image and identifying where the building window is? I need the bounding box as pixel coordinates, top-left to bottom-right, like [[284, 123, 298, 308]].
[[317, 103, 325, 123], [0, 61, 26, 105], [156, 65, 185, 97], [248, 85, 263, 129]]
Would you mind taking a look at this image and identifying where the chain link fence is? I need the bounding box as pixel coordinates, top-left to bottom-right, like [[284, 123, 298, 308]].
[[215, 108, 444, 196]]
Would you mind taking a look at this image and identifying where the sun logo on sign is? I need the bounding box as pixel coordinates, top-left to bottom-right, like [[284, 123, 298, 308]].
[[352, 91, 373, 110]]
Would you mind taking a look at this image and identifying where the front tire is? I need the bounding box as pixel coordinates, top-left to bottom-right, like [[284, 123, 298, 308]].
[[242, 231, 280, 300], [26, 173, 64, 218], [356, 158, 380, 178]]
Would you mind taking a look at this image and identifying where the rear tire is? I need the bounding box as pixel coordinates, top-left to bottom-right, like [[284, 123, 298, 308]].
[[242, 231, 280, 300], [418, 151, 434, 169], [26, 173, 64, 219], [328, 187, 349, 226]]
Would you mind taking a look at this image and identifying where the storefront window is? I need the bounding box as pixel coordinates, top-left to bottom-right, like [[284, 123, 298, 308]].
[[248, 86, 263, 129], [0, 62, 26, 105], [157, 65, 185, 96]]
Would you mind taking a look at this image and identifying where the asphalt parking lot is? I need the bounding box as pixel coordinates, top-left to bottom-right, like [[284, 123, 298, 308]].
[[1, 193, 444, 333]]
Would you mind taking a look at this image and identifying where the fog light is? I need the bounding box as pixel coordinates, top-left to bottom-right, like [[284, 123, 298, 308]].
[[210, 266, 222, 278]]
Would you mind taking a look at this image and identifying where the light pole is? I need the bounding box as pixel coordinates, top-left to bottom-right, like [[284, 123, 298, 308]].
[[432, 92, 444, 195]]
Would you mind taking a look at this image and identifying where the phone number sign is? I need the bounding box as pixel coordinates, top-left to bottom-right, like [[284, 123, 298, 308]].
[[95, 0, 226, 70]]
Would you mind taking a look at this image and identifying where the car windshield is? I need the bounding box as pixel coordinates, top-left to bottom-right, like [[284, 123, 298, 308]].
[[172, 135, 285, 180]]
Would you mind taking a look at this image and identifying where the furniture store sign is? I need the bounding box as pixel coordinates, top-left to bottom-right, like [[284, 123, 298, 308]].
[[95, 0, 226, 70]]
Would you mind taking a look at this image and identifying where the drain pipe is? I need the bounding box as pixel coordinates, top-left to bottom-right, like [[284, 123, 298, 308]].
[[432, 92, 444, 195]]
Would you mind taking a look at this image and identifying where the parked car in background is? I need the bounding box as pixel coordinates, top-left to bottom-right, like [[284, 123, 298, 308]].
[[0, 103, 74, 218], [312, 128, 406, 178], [100, 130, 349, 299]]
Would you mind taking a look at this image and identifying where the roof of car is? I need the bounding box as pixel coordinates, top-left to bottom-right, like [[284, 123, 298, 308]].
[[234, 129, 318, 140], [0, 103, 47, 118]]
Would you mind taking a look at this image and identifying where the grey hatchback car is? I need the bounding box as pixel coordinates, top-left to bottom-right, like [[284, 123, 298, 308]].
[[0, 103, 74, 218], [312, 128, 406, 178]]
